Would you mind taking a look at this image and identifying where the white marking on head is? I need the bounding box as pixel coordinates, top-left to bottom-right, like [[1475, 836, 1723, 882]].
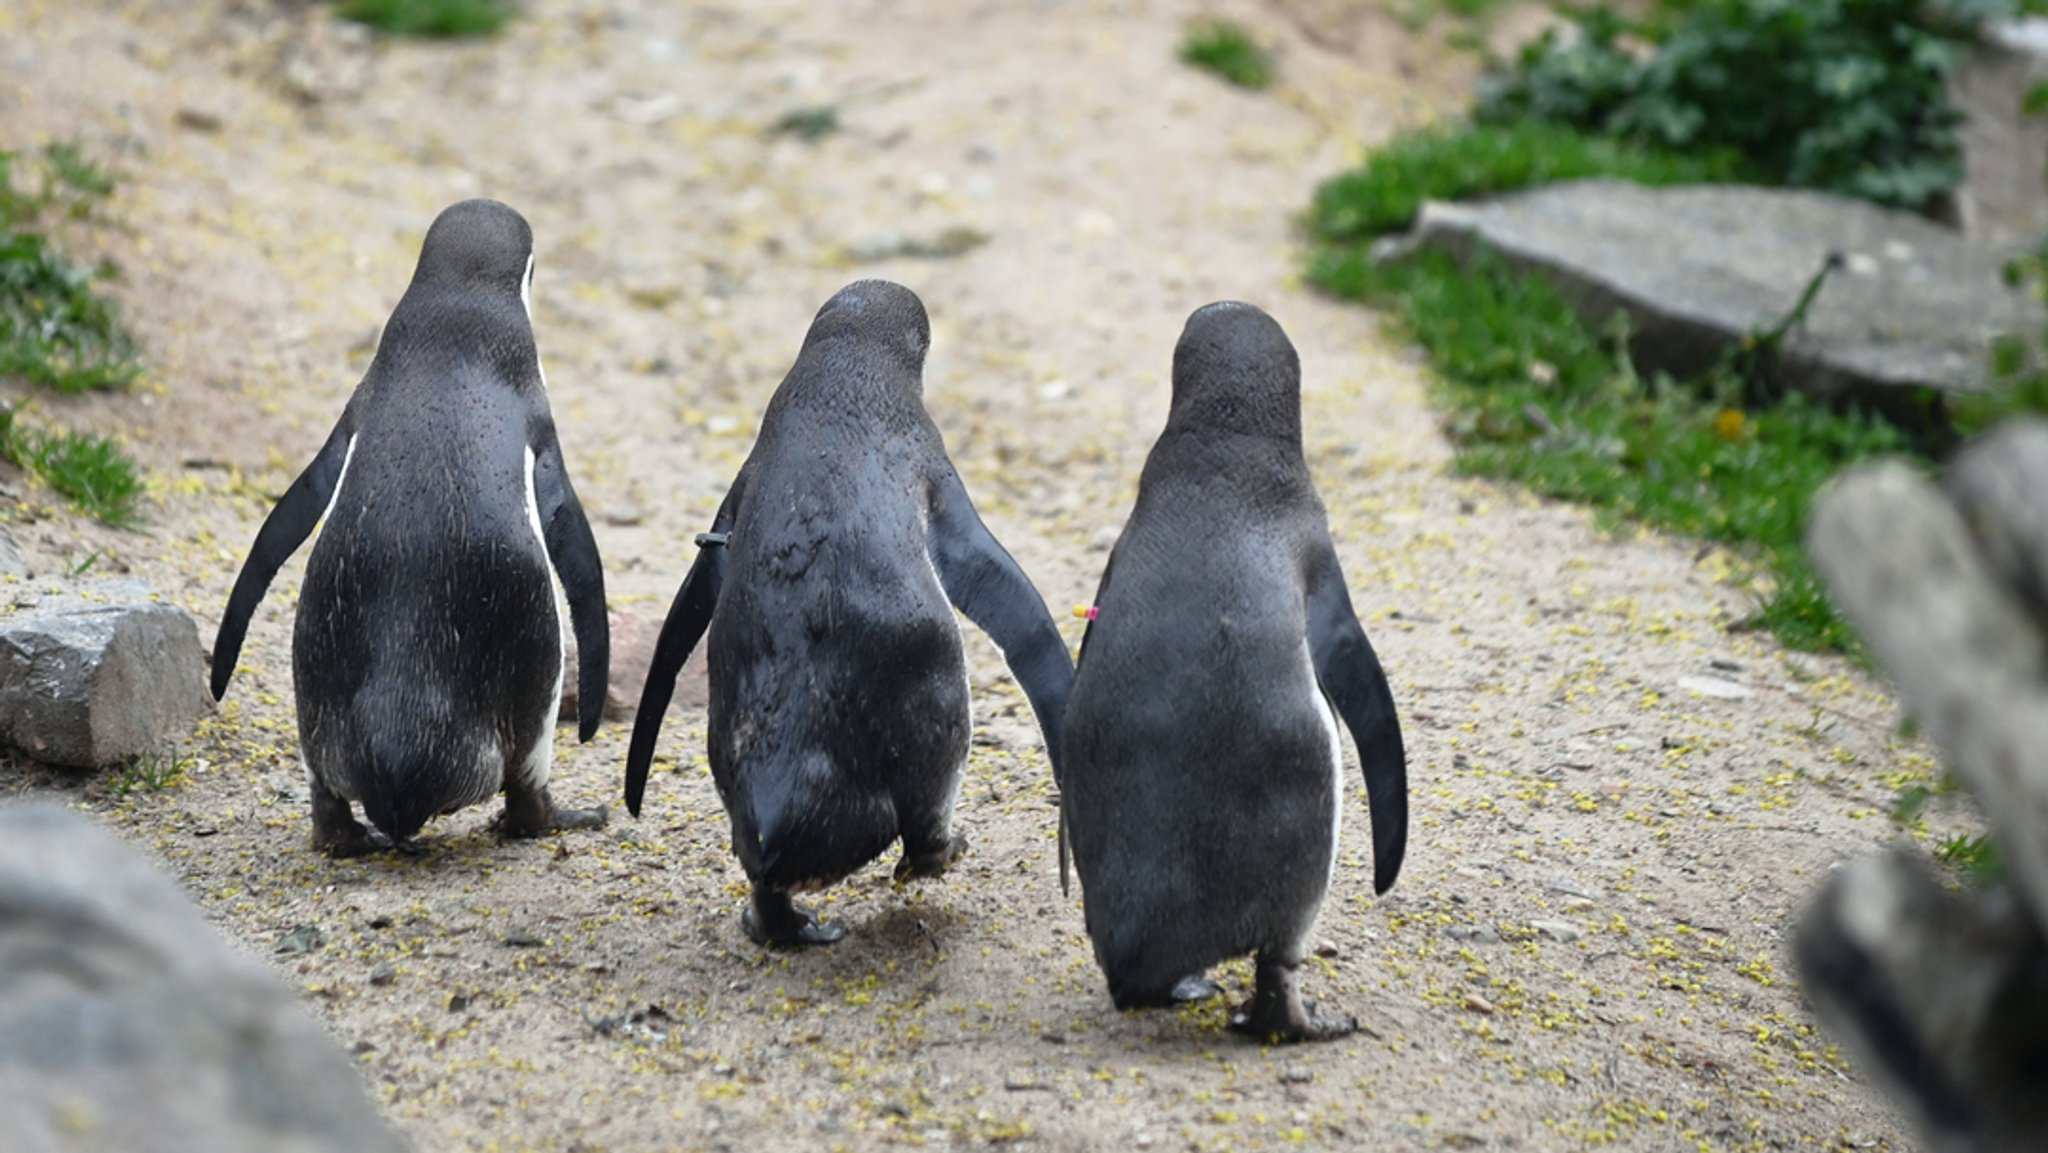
[[523, 253, 549, 392]]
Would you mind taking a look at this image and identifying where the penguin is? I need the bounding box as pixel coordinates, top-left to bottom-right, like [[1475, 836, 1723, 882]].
[[624, 279, 1073, 948], [211, 199, 611, 857], [1060, 301, 1407, 1043]]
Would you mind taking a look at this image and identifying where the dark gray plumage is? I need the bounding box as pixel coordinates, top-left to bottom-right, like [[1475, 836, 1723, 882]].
[[212, 199, 610, 856], [626, 279, 1073, 948], [1062, 301, 1407, 1042]]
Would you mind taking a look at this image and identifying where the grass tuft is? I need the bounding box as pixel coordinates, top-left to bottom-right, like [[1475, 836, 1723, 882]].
[[1308, 122, 1734, 244], [1179, 20, 1275, 90], [0, 145, 138, 394], [0, 404, 145, 528], [336, 0, 517, 38]]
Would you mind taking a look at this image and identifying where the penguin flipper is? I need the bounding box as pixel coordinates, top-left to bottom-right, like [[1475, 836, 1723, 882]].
[[1306, 544, 1408, 896], [531, 430, 609, 742], [926, 470, 1075, 784], [623, 500, 735, 818], [210, 421, 354, 701]]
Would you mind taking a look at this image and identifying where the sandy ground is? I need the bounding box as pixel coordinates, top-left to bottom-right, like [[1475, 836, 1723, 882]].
[[0, 1, 1948, 1149]]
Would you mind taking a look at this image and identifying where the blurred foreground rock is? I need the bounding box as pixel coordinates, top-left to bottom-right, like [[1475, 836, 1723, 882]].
[[1798, 418, 2048, 1153], [1389, 181, 2034, 428], [0, 803, 410, 1153], [0, 579, 210, 768]]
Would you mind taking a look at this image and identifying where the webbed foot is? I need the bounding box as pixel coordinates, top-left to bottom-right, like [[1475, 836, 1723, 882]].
[[497, 781, 609, 839], [743, 887, 846, 948], [1227, 952, 1358, 1044], [895, 834, 969, 881]]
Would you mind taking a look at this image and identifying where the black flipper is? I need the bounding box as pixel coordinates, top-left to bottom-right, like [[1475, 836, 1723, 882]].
[[926, 468, 1074, 783], [1306, 542, 1407, 895], [623, 490, 739, 818], [210, 420, 354, 701], [532, 424, 608, 742]]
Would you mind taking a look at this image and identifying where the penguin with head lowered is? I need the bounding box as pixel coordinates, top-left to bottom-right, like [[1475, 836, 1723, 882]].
[[1061, 301, 1408, 1042], [626, 279, 1073, 948], [212, 199, 610, 856]]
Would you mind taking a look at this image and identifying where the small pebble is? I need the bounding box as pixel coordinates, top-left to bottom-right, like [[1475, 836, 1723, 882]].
[[1463, 993, 1496, 1015], [368, 962, 396, 987]]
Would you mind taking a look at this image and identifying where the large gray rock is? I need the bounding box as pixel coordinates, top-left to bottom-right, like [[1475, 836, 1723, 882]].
[[1394, 181, 2036, 421], [0, 803, 411, 1153], [1950, 19, 2048, 248], [0, 580, 210, 768], [1798, 418, 2048, 1153]]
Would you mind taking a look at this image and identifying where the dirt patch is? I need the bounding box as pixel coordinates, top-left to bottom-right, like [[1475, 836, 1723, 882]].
[[3, 1, 1930, 1149]]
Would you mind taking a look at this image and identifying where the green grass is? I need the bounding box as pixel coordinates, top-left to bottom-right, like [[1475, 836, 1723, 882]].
[[1309, 122, 1734, 244], [336, 0, 517, 37], [0, 404, 145, 528], [108, 750, 191, 799], [1179, 20, 1274, 90], [1306, 241, 1909, 652], [0, 145, 138, 394]]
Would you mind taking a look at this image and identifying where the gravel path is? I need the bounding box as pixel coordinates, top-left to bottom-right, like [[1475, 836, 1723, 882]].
[[3, 1, 1930, 1149]]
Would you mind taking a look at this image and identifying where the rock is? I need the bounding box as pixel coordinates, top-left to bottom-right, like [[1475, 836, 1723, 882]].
[[1949, 19, 2048, 247], [1391, 181, 2035, 424], [1677, 675, 1754, 701], [1530, 919, 1582, 944], [0, 526, 26, 579], [0, 580, 210, 768], [559, 608, 701, 724], [0, 803, 410, 1153]]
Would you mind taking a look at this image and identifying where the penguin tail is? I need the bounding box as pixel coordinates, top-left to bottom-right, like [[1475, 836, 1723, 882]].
[[352, 728, 441, 847]]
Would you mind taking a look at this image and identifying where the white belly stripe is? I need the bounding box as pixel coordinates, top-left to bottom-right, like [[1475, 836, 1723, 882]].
[[519, 443, 565, 787]]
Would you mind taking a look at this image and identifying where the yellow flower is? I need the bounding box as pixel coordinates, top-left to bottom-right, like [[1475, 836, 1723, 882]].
[[1713, 408, 1747, 442]]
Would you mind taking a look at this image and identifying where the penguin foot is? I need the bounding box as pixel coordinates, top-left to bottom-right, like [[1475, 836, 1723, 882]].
[[1228, 952, 1358, 1044], [496, 783, 609, 839], [1228, 1002, 1359, 1044], [315, 821, 391, 859], [742, 892, 847, 949], [1171, 975, 1223, 1004], [894, 834, 969, 881]]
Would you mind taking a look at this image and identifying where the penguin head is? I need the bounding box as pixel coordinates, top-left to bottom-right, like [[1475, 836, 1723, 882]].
[[802, 279, 932, 378], [409, 199, 535, 305], [1167, 301, 1302, 442]]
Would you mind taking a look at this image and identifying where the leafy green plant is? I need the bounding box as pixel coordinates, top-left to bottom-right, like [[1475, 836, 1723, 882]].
[[0, 404, 145, 528], [1305, 241, 1910, 651], [1477, 0, 2006, 213], [1179, 20, 1275, 90], [1309, 121, 1732, 243], [336, 0, 517, 37]]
